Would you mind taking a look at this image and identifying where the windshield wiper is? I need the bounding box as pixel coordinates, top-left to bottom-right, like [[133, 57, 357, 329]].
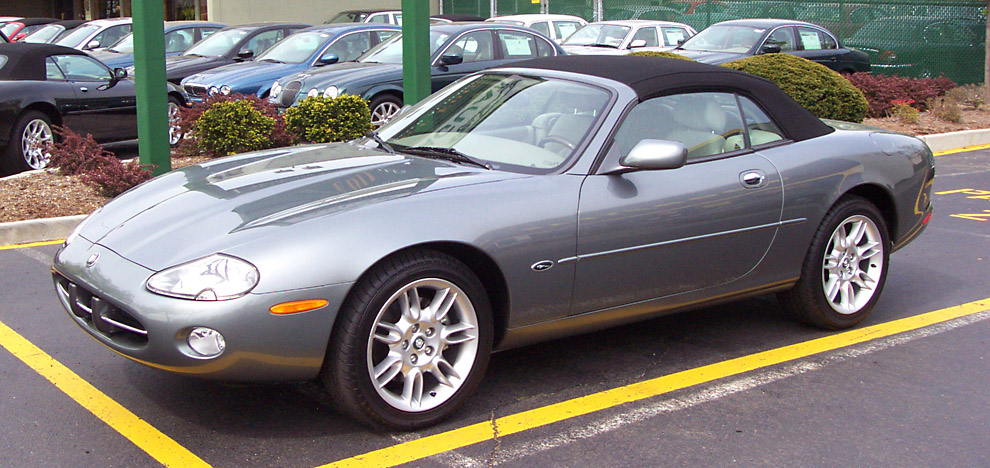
[[365, 130, 395, 154], [401, 146, 492, 170], [259, 58, 284, 63], [587, 42, 619, 48]]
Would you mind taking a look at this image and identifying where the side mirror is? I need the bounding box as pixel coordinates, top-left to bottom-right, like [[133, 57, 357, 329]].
[[236, 48, 254, 60], [617, 139, 687, 171], [317, 53, 339, 65], [629, 39, 647, 48], [439, 53, 463, 66], [85, 39, 101, 50], [761, 44, 782, 54], [677, 39, 686, 46], [113, 68, 127, 80]]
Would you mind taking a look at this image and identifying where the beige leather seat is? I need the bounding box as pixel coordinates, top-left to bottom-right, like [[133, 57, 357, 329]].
[[667, 96, 727, 159]]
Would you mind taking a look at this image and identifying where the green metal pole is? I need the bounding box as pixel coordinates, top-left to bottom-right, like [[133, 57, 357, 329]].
[[402, 0, 431, 106], [132, 0, 170, 175]]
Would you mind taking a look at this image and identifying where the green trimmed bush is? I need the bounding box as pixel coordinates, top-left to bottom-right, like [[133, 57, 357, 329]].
[[284, 95, 373, 144], [192, 99, 276, 156], [627, 51, 694, 61], [722, 53, 869, 123]]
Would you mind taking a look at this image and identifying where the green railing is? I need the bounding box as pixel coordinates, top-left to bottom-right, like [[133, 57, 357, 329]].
[[442, 0, 987, 84]]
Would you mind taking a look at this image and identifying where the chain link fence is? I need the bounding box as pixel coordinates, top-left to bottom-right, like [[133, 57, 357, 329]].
[[441, 0, 987, 84]]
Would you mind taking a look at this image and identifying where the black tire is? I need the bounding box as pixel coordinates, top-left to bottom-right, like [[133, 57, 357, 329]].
[[3, 110, 54, 174], [368, 94, 403, 127], [167, 96, 182, 148], [323, 249, 493, 429], [778, 196, 890, 329]]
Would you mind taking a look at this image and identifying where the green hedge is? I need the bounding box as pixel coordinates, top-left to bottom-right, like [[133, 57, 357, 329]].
[[192, 100, 276, 156], [284, 95, 373, 144], [627, 51, 695, 60]]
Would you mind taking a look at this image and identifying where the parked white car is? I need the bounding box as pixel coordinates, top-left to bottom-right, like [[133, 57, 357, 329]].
[[53, 17, 132, 50], [486, 14, 587, 44], [561, 20, 696, 55]]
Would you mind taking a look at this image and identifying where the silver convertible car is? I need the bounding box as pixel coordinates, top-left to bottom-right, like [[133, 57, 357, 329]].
[[53, 56, 934, 429]]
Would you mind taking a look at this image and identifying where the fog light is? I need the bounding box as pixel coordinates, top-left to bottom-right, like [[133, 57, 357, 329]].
[[307, 87, 319, 98], [188, 327, 225, 357]]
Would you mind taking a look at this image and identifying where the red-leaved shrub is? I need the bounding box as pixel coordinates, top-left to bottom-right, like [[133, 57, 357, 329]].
[[46, 127, 155, 197], [846, 73, 957, 118]]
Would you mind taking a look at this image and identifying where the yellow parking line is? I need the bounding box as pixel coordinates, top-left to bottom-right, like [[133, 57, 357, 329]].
[[934, 143, 990, 156], [319, 297, 990, 468], [0, 320, 211, 468], [0, 239, 64, 251]]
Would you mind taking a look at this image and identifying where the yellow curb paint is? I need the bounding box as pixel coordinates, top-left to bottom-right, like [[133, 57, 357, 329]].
[[0, 320, 211, 468], [0, 239, 64, 251], [319, 297, 990, 468], [934, 143, 990, 156]]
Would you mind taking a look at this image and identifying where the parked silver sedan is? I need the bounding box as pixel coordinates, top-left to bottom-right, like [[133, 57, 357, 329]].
[[53, 56, 934, 429]]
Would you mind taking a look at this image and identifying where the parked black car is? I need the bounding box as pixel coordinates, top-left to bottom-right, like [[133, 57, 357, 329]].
[[0, 43, 187, 174], [156, 22, 309, 84], [271, 22, 564, 125], [673, 19, 870, 74]]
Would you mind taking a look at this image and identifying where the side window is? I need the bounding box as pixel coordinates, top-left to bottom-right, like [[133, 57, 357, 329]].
[[51, 55, 112, 81], [631, 27, 659, 47], [530, 21, 550, 37], [198, 27, 219, 40], [764, 27, 794, 51], [796, 27, 835, 50], [449, 31, 494, 63], [164, 29, 195, 53], [497, 30, 540, 59], [661, 27, 689, 46], [45, 57, 66, 80], [93, 25, 131, 48], [368, 13, 389, 24], [554, 21, 581, 41], [375, 30, 398, 44], [614, 92, 742, 161], [244, 29, 283, 56], [326, 32, 373, 62], [535, 36, 556, 56], [394, 13, 402, 25], [736, 96, 784, 148]]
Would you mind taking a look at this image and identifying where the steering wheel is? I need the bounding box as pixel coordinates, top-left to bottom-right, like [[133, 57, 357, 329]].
[[538, 135, 576, 150]]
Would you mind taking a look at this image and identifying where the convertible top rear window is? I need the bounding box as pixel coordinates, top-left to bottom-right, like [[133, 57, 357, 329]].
[[0, 55, 8, 71]]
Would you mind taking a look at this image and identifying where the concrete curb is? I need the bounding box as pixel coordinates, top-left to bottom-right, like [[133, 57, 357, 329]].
[[2, 128, 990, 247]]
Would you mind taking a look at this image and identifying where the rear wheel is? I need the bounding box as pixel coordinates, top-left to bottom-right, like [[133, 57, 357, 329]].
[[3, 110, 54, 174], [323, 250, 493, 429], [369, 94, 402, 127], [778, 196, 889, 329]]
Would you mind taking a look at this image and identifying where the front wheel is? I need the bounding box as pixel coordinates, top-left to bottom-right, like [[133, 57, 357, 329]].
[[323, 250, 493, 429], [778, 196, 890, 329], [369, 94, 402, 127], [167, 97, 182, 147]]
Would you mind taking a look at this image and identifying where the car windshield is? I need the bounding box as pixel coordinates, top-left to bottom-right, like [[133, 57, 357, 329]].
[[327, 11, 368, 23], [679, 25, 766, 53], [0, 22, 21, 36], [183, 28, 248, 57], [562, 24, 631, 48], [359, 31, 449, 64], [22, 24, 64, 43], [108, 33, 134, 53], [55, 24, 100, 48], [377, 73, 611, 174], [257, 30, 329, 63]]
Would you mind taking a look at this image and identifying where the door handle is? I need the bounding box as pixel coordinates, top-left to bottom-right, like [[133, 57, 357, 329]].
[[741, 171, 766, 188], [79, 87, 89, 92]]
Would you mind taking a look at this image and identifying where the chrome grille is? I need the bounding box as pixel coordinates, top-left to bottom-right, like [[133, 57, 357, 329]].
[[184, 83, 208, 97], [54, 273, 148, 346], [281, 80, 302, 107]]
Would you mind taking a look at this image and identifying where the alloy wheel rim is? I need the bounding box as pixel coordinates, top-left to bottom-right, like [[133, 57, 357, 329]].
[[371, 101, 400, 127], [821, 215, 885, 315], [21, 119, 53, 169], [366, 278, 479, 412], [167, 102, 181, 146]]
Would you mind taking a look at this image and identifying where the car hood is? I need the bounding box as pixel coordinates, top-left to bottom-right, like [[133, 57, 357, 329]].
[[78, 142, 526, 270], [165, 54, 225, 80], [90, 50, 135, 68], [670, 49, 745, 64], [561, 45, 627, 55], [187, 60, 304, 91], [292, 61, 400, 88]]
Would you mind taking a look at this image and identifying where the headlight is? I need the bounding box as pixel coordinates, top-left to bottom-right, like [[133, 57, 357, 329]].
[[146, 254, 259, 301], [307, 87, 320, 98], [208, 86, 219, 95], [64, 208, 102, 246], [219, 85, 231, 95], [322, 86, 339, 98], [271, 81, 282, 98]]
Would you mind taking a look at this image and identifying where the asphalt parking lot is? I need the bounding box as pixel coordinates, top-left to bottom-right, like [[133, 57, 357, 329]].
[[1, 147, 988, 468]]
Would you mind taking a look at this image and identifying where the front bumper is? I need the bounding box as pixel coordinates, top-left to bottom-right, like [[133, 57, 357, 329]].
[[53, 238, 353, 382]]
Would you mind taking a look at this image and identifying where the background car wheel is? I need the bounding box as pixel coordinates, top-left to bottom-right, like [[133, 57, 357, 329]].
[[167, 97, 182, 147], [3, 110, 54, 174], [323, 249, 493, 429], [369, 94, 403, 127], [778, 196, 890, 329]]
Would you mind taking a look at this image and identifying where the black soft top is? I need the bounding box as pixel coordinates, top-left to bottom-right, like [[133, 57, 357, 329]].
[[508, 55, 833, 142], [0, 43, 88, 80]]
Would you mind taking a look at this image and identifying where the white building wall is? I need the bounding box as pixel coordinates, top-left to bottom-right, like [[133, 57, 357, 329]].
[[206, 0, 438, 25]]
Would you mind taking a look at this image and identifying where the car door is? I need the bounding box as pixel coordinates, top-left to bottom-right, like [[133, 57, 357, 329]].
[[87, 24, 132, 50], [235, 28, 285, 60], [49, 54, 137, 141], [629, 25, 663, 51], [571, 92, 783, 314], [430, 30, 497, 92], [322, 31, 374, 62], [792, 26, 842, 71]]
